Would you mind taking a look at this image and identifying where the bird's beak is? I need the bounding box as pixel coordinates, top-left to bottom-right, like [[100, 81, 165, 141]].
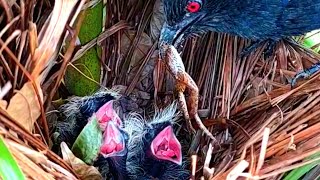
[[159, 14, 205, 50], [96, 100, 122, 129], [96, 100, 127, 158], [159, 23, 183, 59], [100, 121, 127, 158], [159, 23, 178, 46], [150, 125, 182, 165]]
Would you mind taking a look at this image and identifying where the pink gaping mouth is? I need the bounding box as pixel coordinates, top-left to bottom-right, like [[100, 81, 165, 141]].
[[96, 100, 122, 129], [100, 121, 126, 158], [150, 126, 182, 165]]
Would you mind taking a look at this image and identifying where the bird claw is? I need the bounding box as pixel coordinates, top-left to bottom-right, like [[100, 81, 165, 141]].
[[291, 62, 320, 87]]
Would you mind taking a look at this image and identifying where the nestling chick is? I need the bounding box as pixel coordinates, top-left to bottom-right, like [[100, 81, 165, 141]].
[[53, 90, 189, 180], [52, 90, 128, 179], [94, 102, 190, 180], [124, 103, 190, 180], [53, 90, 119, 149], [94, 100, 129, 180]]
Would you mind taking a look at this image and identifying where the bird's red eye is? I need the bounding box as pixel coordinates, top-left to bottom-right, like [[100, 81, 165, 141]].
[[186, 1, 201, 13]]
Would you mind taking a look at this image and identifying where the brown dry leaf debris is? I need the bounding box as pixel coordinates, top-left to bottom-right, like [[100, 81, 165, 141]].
[[61, 142, 102, 180], [5, 80, 42, 132]]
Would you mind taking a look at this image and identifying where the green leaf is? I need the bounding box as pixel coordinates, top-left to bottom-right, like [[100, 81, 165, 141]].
[[283, 152, 320, 180], [65, 2, 103, 96], [303, 30, 320, 53], [0, 136, 25, 180], [71, 115, 103, 164]]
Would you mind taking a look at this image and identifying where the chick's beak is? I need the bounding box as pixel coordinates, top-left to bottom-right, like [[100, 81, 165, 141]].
[[150, 125, 182, 165], [96, 100, 122, 129], [96, 100, 127, 158], [100, 121, 127, 158]]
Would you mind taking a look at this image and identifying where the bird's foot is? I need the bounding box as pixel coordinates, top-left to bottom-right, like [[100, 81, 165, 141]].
[[177, 92, 196, 134], [291, 62, 320, 87]]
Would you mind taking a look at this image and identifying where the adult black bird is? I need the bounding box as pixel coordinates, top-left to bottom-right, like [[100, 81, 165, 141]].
[[159, 0, 320, 84], [160, 0, 320, 47], [124, 103, 190, 180]]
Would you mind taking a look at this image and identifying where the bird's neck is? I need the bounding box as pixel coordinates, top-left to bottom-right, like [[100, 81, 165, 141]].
[[144, 152, 166, 178], [108, 155, 128, 180]]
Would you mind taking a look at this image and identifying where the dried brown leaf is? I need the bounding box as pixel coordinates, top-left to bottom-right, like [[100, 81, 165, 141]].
[[31, 0, 84, 80], [0, 100, 7, 109], [7, 140, 54, 180], [150, 0, 165, 40], [121, 30, 157, 91], [6, 80, 43, 132], [61, 142, 102, 180]]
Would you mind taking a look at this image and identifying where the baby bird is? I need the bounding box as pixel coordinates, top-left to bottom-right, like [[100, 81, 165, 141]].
[[124, 103, 190, 180], [52, 89, 128, 179], [94, 100, 128, 180], [53, 90, 119, 149]]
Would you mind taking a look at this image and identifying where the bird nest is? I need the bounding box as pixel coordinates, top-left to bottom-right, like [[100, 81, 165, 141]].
[[1, 0, 320, 179]]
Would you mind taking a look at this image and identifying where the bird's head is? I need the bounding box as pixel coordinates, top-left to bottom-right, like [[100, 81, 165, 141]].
[[159, 0, 231, 49], [93, 100, 129, 180], [160, 0, 208, 47], [53, 90, 118, 155], [127, 103, 182, 165], [125, 103, 189, 179]]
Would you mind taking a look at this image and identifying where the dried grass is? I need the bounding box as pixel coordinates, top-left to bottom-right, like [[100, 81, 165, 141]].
[[0, 0, 320, 179]]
